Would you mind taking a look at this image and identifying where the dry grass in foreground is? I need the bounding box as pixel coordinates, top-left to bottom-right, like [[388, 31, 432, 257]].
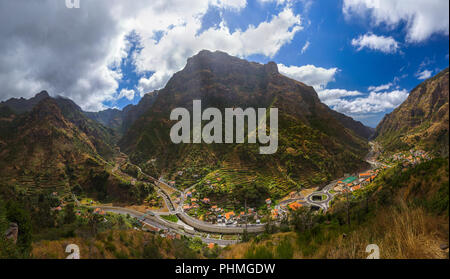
[[221, 201, 449, 259]]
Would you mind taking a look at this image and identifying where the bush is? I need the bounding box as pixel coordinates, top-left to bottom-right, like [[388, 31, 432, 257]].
[[276, 238, 293, 259], [244, 244, 273, 259]]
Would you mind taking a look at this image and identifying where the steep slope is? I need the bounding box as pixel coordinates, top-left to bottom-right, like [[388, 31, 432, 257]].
[[328, 110, 375, 139], [120, 50, 370, 202], [52, 96, 118, 160], [0, 97, 148, 204], [375, 68, 449, 155], [0, 92, 118, 159], [0, 98, 103, 197]]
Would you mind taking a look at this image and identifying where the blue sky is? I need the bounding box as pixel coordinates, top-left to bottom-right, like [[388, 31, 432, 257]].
[[106, 0, 449, 127], [1, 0, 448, 127]]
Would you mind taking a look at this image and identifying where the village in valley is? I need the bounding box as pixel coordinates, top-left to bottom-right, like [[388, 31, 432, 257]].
[[43, 145, 434, 246], [172, 147, 434, 227]]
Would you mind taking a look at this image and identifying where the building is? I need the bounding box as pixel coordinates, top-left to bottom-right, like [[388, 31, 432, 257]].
[[271, 209, 279, 219], [288, 202, 303, 211], [359, 172, 372, 179], [342, 176, 357, 185], [225, 211, 235, 220]]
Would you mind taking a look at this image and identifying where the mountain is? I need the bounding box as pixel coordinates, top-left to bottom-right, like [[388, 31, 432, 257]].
[[329, 110, 375, 139], [375, 68, 449, 156], [1, 91, 118, 159], [0, 50, 373, 209], [0, 97, 104, 197], [0, 95, 150, 204], [119, 50, 370, 204], [85, 91, 159, 135], [0, 91, 50, 114]]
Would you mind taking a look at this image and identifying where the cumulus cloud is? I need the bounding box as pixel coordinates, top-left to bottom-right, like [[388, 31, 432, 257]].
[[0, 0, 130, 111], [318, 89, 363, 103], [134, 7, 302, 95], [0, 0, 302, 110], [319, 88, 409, 115], [416, 69, 433, 80], [343, 0, 449, 42], [278, 64, 338, 90], [213, 0, 248, 10], [351, 33, 399, 53], [118, 88, 135, 101]]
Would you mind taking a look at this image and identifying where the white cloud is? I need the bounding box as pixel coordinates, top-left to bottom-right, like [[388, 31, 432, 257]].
[[416, 69, 433, 80], [118, 88, 135, 101], [318, 88, 363, 103], [213, 0, 248, 10], [343, 0, 449, 42], [0, 0, 132, 111], [278, 64, 338, 90], [258, 0, 290, 5], [0, 0, 302, 110], [319, 88, 409, 115], [301, 41, 310, 54], [134, 7, 302, 95], [368, 82, 393, 92], [351, 33, 399, 53]]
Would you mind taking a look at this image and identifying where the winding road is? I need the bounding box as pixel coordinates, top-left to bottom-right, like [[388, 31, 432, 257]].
[[303, 141, 382, 212], [84, 142, 381, 244]]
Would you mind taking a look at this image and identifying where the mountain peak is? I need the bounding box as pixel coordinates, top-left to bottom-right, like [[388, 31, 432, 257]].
[[35, 90, 50, 99], [264, 61, 279, 75], [186, 50, 278, 72], [186, 50, 239, 67]]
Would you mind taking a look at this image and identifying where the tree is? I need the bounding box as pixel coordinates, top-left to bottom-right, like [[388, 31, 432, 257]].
[[5, 201, 32, 257], [0, 199, 21, 259], [64, 203, 76, 224], [242, 229, 250, 242], [290, 207, 314, 233]]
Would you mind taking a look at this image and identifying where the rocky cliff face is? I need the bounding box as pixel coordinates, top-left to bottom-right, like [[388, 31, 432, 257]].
[[375, 68, 449, 155], [119, 50, 370, 195]]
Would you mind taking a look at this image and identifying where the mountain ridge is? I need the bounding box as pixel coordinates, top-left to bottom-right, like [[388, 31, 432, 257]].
[[375, 68, 449, 155], [118, 50, 371, 205]]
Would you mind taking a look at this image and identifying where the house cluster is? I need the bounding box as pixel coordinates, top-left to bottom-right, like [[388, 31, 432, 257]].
[[276, 200, 305, 220], [214, 208, 261, 225], [391, 149, 432, 168], [183, 189, 203, 211], [93, 207, 106, 215], [155, 229, 182, 240], [50, 192, 68, 212], [333, 169, 380, 194]]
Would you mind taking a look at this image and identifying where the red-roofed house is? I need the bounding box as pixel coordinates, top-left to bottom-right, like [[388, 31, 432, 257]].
[[288, 202, 303, 211], [225, 212, 235, 220]]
